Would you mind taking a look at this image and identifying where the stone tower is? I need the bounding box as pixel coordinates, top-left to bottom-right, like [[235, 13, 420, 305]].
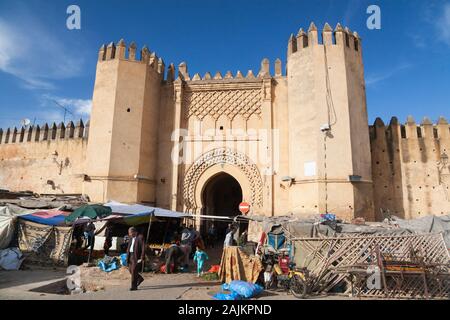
[[83, 40, 165, 203], [286, 23, 374, 220]]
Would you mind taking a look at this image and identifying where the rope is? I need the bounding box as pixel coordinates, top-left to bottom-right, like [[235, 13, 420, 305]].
[[322, 44, 337, 214]]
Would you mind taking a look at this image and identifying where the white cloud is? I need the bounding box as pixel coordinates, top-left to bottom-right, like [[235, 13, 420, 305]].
[[41, 95, 92, 118], [56, 98, 92, 116], [436, 3, 450, 46], [0, 14, 84, 90], [366, 63, 412, 86]]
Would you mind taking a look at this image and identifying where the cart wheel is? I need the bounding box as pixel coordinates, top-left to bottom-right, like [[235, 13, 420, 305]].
[[290, 275, 308, 299]]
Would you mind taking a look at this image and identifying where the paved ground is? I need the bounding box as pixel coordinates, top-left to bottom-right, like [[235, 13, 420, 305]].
[[0, 247, 353, 300], [0, 268, 354, 300]]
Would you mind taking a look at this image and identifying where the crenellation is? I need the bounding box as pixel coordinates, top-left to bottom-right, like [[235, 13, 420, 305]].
[[258, 58, 270, 78], [84, 120, 90, 139], [105, 42, 116, 60], [157, 57, 165, 75], [420, 117, 434, 139], [184, 67, 271, 83], [202, 72, 212, 80], [75, 119, 84, 138], [128, 42, 137, 61], [19, 127, 25, 143], [334, 23, 345, 46], [26, 126, 33, 142], [224, 71, 233, 79], [40, 123, 49, 141], [57, 122, 66, 139], [149, 52, 158, 70], [50, 123, 57, 140], [98, 44, 106, 61], [30, 125, 39, 142], [0, 120, 87, 146], [246, 70, 256, 79], [4, 128, 11, 144], [66, 121, 75, 139], [322, 22, 333, 45], [307, 22, 318, 46], [370, 117, 450, 141], [287, 33, 297, 57], [115, 39, 126, 59], [213, 71, 223, 80], [98, 40, 165, 72], [287, 22, 360, 58], [353, 32, 360, 52], [141, 46, 150, 64], [437, 116, 449, 139], [275, 58, 282, 77], [371, 117, 385, 139], [178, 62, 190, 80], [167, 63, 175, 82], [296, 28, 308, 49], [345, 27, 355, 51], [405, 115, 417, 139], [11, 127, 18, 143]]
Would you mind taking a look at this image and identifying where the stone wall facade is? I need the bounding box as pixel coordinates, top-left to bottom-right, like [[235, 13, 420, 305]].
[[370, 117, 450, 220], [0, 22, 448, 221], [0, 121, 88, 195]]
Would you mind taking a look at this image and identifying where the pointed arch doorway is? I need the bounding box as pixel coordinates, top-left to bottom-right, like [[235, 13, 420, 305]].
[[201, 172, 243, 240]]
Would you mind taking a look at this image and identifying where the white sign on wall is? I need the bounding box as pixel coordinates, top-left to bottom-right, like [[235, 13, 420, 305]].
[[304, 161, 316, 177]]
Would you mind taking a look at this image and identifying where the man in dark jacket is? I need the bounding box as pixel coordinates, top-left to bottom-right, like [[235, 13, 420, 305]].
[[126, 227, 145, 291], [165, 241, 185, 274]]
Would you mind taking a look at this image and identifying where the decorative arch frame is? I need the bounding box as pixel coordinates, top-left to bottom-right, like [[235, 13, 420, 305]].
[[183, 148, 263, 212]]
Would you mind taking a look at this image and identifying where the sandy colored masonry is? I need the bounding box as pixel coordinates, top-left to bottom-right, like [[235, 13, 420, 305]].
[[0, 22, 449, 221]]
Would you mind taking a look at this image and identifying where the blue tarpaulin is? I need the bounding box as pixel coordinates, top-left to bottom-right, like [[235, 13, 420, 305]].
[[104, 201, 188, 219]]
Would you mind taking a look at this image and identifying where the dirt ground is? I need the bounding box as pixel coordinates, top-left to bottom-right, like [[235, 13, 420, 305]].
[[1, 268, 355, 300], [0, 247, 351, 300]]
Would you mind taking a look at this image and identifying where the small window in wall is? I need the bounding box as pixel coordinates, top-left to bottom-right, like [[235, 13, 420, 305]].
[[219, 126, 224, 131], [127, 108, 131, 113]]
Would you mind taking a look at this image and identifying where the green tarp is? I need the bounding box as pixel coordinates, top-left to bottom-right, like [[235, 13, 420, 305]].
[[65, 205, 112, 223]]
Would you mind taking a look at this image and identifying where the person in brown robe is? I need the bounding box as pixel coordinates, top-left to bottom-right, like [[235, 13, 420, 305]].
[[126, 227, 145, 291]]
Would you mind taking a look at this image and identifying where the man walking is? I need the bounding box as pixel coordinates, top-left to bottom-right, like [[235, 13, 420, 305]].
[[126, 227, 145, 291], [224, 226, 236, 247], [207, 224, 216, 248]]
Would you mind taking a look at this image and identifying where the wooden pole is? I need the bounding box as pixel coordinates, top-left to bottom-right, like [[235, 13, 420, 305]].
[[142, 211, 154, 273]]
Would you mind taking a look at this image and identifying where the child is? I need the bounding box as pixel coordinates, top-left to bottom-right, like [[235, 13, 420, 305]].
[[193, 248, 209, 277]]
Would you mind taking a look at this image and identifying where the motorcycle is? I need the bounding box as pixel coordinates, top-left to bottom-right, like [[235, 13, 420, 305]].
[[262, 249, 310, 299]]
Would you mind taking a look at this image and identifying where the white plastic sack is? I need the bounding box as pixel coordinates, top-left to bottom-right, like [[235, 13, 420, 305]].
[[0, 247, 24, 270]]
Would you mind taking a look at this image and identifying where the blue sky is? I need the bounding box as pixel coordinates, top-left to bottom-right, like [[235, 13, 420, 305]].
[[0, 0, 449, 129]]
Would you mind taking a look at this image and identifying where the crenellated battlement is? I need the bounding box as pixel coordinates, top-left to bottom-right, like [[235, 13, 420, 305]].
[[98, 40, 165, 75], [369, 116, 449, 140], [0, 119, 89, 145], [287, 22, 361, 57], [369, 115, 450, 219], [168, 58, 283, 83]]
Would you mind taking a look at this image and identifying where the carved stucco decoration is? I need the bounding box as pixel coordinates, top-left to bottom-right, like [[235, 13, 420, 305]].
[[183, 148, 263, 211], [183, 88, 263, 121]]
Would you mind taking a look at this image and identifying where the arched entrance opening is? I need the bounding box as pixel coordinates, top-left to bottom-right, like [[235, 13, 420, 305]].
[[201, 172, 243, 240]]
